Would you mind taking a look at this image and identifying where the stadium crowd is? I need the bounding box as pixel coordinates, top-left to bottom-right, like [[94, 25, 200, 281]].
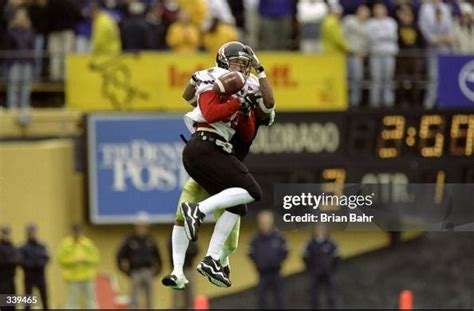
[[0, 0, 473, 110]]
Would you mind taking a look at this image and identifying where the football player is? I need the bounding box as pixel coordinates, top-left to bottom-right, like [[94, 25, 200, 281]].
[[162, 41, 275, 289]]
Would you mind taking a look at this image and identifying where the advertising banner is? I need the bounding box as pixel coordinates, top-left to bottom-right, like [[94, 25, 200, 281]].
[[87, 113, 189, 224], [438, 55, 474, 108], [67, 53, 347, 112]]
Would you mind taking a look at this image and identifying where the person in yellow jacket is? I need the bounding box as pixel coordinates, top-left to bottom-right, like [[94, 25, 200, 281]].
[[202, 18, 239, 53], [90, 1, 121, 54], [57, 224, 100, 309], [321, 4, 350, 56], [175, 0, 208, 28], [166, 10, 200, 53]]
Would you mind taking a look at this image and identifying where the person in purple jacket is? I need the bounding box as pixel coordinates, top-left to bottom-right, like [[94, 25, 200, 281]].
[[258, 0, 295, 50], [249, 210, 288, 309], [302, 225, 340, 310], [6, 8, 35, 110], [20, 224, 49, 310]]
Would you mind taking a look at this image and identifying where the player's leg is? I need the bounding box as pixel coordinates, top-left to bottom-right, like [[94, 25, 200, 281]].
[[219, 216, 240, 281], [217, 207, 240, 267], [196, 210, 239, 287], [180, 139, 260, 287], [164, 177, 243, 289], [180, 138, 261, 242], [162, 178, 209, 289], [213, 207, 241, 272], [190, 206, 241, 289], [197, 204, 246, 288]]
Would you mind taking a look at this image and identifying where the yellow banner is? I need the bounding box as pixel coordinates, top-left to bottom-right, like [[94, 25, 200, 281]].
[[66, 53, 347, 111]]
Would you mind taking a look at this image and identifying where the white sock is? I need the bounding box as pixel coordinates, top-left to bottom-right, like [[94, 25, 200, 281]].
[[198, 188, 253, 215], [171, 225, 189, 276], [207, 212, 240, 260]]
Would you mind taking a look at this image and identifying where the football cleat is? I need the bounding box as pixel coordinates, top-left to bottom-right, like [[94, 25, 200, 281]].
[[197, 256, 232, 288], [207, 265, 231, 287], [180, 202, 205, 241], [223, 265, 231, 278], [161, 274, 189, 290]]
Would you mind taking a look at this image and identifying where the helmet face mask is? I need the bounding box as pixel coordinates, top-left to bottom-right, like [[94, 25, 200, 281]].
[[228, 58, 251, 76], [216, 41, 252, 78]]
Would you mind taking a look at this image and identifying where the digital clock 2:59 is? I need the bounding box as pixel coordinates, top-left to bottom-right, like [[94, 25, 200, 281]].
[[348, 113, 474, 159]]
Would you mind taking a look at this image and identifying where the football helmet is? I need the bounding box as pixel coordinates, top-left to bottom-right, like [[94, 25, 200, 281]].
[[215, 41, 252, 78]]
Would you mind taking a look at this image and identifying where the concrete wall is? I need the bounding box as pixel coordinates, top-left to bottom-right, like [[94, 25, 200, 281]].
[[0, 139, 405, 308]]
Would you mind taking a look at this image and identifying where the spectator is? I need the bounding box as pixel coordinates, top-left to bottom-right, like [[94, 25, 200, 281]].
[[339, 0, 367, 15], [175, 0, 208, 28], [258, 0, 294, 50], [144, 2, 170, 50], [396, 6, 425, 107], [45, 0, 81, 81], [90, 0, 121, 54], [202, 17, 238, 53], [244, 0, 259, 48], [57, 223, 100, 309], [3, 0, 24, 26], [297, 0, 329, 54], [227, 0, 246, 41], [0, 225, 20, 302], [6, 7, 34, 110], [25, 0, 48, 79], [321, 4, 350, 56], [116, 216, 162, 309], [302, 225, 340, 310], [419, 0, 455, 109], [367, 0, 396, 14], [19, 224, 49, 310], [393, 0, 422, 22], [342, 4, 370, 107], [166, 8, 200, 53], [74, 0, 93, 53], [121, 1, 149, 51], [367, 3, 398, 108], [0, 0, 7, 83], [249, 210, 288, 309], [453, 2, 474, 53], [205, 0, 235, 26], [1, 0, 7, 30], [168, 232, 199, 309]]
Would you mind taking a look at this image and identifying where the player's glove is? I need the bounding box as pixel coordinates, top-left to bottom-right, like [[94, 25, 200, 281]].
[[246, 45, 265, 74], [266, 110, 276, 126], [238, 93, 262, 117]]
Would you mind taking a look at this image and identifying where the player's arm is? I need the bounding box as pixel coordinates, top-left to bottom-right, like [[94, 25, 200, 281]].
[[199, 91, 241, 123], [237, 110, 256, 144], [246, 45, 275, 111], [182, 74, 200, 107], [258, 76, 275, 110]]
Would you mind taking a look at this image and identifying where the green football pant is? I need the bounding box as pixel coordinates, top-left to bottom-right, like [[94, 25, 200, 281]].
[[175, 178, 240, 262]]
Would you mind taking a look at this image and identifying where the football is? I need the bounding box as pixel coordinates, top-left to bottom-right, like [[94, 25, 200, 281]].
[[212, 71, 246, 95]]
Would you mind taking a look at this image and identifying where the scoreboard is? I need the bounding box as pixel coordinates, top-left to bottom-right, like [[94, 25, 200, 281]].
[[245, 111, 474, 229], [246, 111, 474, 184]]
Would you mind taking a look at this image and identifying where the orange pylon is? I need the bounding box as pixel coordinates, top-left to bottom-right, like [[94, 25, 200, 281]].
[[399, 289, 413, 310], [194, 295, 209, 310]]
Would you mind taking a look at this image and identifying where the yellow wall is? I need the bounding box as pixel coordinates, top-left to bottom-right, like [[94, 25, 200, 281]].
[[0, 140, 76, 308], [0, 140, 414, 308]]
